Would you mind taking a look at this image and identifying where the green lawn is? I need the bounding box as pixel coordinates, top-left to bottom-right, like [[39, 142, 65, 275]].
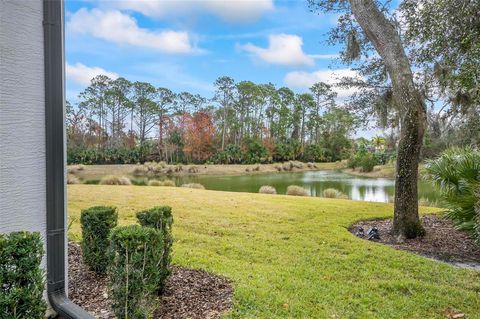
[[68, 185, 480, 319]]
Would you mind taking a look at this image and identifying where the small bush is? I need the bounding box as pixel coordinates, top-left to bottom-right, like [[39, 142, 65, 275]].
[[67, 174, 80, 184], [80, 206, 118, 272], [0, 232, 47, 318], [286, 185, 309, 196], [322, 188, 349, 199], [108, 225, 163, 319], [99, 175, 132, 185], [181, 183, 205, 189], [136, 206, 173, 292], [282, 162, 293, 171], [259, 185, 277, 194]]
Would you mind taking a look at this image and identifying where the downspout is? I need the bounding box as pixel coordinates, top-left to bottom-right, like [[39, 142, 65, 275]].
[[43, 0, 95, 318]]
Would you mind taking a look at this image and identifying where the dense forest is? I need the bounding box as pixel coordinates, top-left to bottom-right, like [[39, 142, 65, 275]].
[[67, 76, 358, 164]]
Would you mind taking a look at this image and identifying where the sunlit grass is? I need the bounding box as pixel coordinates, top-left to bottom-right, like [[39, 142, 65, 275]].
[[68, 185, 480, 319]]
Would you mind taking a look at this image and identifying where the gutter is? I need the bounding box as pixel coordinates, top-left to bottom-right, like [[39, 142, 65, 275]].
[[43, 0, 95, 318]]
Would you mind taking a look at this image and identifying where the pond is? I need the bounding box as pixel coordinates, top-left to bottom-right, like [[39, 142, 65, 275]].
[[138, 170, 439, 204]]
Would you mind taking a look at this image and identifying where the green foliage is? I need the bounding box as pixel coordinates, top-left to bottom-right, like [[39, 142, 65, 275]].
[[108, 225, 163, 319], [274, 140, 301, 162], [0, 232, 47, 319], [242, 138, 271, 164], [347, 150, 380, 172], [136, 206, 174, 292], [425, 148, 480, 238], [475, 190, 480, 245], [302, 144, 326, 162], [210, 144, 243, 164], [80, 206, 118, 273]]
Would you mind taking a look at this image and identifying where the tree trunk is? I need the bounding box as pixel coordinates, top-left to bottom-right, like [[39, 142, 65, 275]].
[[350, 0, 427, 240]]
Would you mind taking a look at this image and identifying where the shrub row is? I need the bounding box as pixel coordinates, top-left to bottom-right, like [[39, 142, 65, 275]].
[[0, 232, 47, 318], [80, 205, 174, 317]]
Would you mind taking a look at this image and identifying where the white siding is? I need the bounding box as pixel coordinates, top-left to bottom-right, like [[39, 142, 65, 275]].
[[0, 0, 46, 267]]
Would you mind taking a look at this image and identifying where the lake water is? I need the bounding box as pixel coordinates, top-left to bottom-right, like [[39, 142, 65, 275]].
[[158, 170, 439, 203]]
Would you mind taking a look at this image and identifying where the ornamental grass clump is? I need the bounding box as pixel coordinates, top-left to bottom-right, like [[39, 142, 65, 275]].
[[425, 147, 480, 240], [181, 183, 205, 189], [0, 232, 47, 318], [136, 206, 173, 293], [286, 185, 309, 196], [147, 179, 176, 187], [322, 188, 349, 199], [80, 206, 118, 273], [259, 185, 277, 194], [99, 175, 132, 185], [108, 225, 163, 319]]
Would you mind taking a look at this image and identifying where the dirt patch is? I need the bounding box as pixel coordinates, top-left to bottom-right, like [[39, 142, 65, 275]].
[[68, 243, 233, 318], [350, 215, 480, 270]]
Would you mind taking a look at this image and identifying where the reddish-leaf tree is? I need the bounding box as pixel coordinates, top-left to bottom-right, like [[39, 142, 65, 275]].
[[183, 111, 216, 162]]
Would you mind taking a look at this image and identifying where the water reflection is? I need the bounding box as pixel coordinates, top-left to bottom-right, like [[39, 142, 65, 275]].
[[163, 170, 437, 203]]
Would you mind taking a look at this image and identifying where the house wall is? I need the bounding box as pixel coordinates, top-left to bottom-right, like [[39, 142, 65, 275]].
[[0, 0, 47, 293]]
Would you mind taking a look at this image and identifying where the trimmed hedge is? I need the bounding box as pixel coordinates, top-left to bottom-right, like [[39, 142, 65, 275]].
[[108, 225, 163, 318], [136, 206, 173, 293], [0, 231, 47, 318], [80, 206, 118, 273]]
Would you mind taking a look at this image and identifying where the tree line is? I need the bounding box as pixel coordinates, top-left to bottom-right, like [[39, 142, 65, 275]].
[[67, 76, 356, 164]]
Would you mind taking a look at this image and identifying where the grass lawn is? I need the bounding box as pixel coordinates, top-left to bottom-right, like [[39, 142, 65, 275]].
[[68, 185, 480, 319]]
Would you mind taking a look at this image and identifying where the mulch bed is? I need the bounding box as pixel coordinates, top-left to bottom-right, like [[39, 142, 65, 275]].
[[68, 243, 233, 318], [350, 215, 480, 269]]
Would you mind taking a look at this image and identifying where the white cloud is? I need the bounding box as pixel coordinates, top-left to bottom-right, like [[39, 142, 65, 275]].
[[284, 69, 361, 98], [108, 0, 274, 23], [68, 8, 199, 54], [239, 34, 314, 67], [308, 54, 339, 59], [66, 62, 119, 86]]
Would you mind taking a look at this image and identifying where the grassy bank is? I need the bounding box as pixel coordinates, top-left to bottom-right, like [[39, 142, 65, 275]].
[[67, 185, 479, 318], [69, 161, 346, 181], [342, 163, 427, 179]]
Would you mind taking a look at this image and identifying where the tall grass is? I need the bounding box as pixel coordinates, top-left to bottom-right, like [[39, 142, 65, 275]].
[[286, 185, 309, 196], [259, 185, 277, 194], [181, 183, 205, 189], [99, 175, 132, 185], [322, 188, 348, 199]]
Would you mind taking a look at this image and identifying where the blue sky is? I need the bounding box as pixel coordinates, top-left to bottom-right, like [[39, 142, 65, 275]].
[[65, 0, 357, 102]]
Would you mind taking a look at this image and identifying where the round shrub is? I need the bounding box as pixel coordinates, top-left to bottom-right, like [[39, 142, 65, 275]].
[[322, 188, 348, 199], [80, 206, 118, 273], [99, 175, 132, 185], [181, 183, 205, 189], [136, 206, 174, 293], [108, 225, 163, 319], [286, 185, 309, 196], [0, 232, 47, 318], [259, 185, 277, 194]]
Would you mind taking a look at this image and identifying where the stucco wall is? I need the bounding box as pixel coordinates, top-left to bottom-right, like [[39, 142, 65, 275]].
[[0, 0, 46, 266]]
